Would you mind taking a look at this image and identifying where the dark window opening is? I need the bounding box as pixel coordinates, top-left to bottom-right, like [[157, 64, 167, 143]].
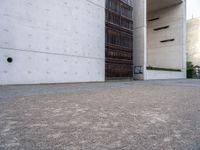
[[148, 17, 160, 21], [154, 25, 169, 31], [160, 39, 175, 43]]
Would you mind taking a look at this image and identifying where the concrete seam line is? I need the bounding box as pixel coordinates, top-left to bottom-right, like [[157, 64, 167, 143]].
[[0, 46, 105, 60]]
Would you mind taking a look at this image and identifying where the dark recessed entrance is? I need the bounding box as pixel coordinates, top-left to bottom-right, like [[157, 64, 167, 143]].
[[105, 0, 133, 80]]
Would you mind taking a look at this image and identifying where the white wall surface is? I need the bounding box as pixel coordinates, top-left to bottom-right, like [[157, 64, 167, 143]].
[[132, 0, 147, 80], [187, 17, 200, 66], [132, 0, 187, 80], [133, 0, 186, 80], [0, 0, 105, 85], [148, 0, 183, 12], [146, 70, 185, 80], [147, 4, 185, 69]]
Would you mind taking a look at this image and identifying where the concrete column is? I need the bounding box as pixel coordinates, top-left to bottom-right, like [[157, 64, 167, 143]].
[[132, 0, 147, 80]]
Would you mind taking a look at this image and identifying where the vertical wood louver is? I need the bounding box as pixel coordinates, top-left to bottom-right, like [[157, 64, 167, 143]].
[[105, 0, 133, 79]]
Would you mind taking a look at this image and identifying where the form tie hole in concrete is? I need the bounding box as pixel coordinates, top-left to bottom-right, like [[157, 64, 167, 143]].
[[7, 57, 13, 63]]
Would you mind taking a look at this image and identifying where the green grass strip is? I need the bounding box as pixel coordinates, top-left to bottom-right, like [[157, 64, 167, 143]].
[[147, 66, 182, 72]]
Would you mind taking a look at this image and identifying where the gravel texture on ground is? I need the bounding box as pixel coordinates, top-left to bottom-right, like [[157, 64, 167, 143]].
[[0, 79, 200, 150]]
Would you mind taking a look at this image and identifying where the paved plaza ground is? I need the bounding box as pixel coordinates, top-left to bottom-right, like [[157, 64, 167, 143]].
[[0, 79, 200, 150]]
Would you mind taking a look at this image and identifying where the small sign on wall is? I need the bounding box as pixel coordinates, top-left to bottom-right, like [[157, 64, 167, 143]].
[[134, 66, 143, 74]]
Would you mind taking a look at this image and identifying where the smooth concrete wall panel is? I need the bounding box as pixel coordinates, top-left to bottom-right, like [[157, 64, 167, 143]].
[[133, 28, 146, 66], [187, 18, 200, 66], [147, 4, 185, 69], [133, 0, 146, 28], [0, 48, 104, 85], [0, 0, 105, 59], [87, 0, 105, 7], [147, 46, 183, 68], [146, 70, 185, 80], [0, 0, 105, 85], [148, 0, 183, 12], [148, 21, 184, 49], [148, 4, 184, 26], [182, 0, 187, 76], [133, 0, 147, 80]]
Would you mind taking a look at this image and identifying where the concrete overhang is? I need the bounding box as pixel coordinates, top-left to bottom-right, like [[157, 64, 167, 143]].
[[148, 0, 183, 12]]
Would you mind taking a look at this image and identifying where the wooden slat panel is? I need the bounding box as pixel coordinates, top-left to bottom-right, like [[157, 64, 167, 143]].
[[106, 63, 133, 78], [105, 0, 133, 79], [106, 48, 132, 60]]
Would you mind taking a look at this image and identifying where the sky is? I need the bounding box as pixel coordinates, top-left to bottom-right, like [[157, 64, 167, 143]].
[[187, 0, 200, 20]]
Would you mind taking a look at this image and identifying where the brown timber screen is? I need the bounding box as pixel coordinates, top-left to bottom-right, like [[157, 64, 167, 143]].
[[105, 0, 133, 79]]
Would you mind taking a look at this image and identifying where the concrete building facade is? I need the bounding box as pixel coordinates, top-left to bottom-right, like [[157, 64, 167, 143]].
[[187, 17, 200, 66], [133, 0, 186, 80], [0, 0, 186, 85], [0, 0, 105, 85]]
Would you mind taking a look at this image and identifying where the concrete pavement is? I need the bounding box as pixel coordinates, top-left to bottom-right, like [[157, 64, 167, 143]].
[[0, 79, 200, 150]]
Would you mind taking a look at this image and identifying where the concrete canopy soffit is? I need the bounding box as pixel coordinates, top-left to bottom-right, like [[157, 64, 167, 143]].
[[147, 0, 183, 12]]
